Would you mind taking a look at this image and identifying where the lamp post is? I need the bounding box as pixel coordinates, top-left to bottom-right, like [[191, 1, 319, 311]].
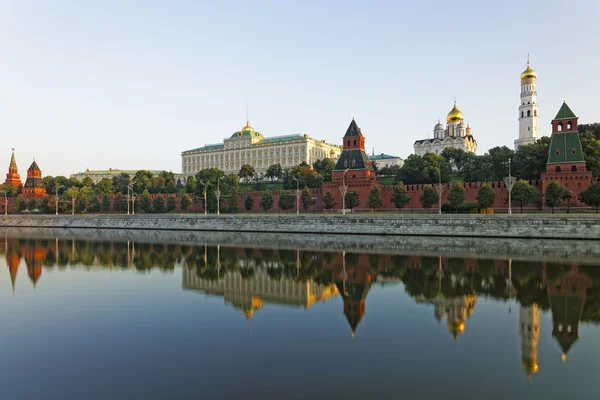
[[312, 195, 316, 213], [503, 158, 516, 215], [131, 192, 136, 215], [339, 169, 349, 215], [216, 176, 224, 215], [200, 181, 207, 215], [436, 168, 443, 215], [0, 192, 6, 216], [127, 183, 133, 215], [567, 190, 573, 213], [292, 176, 299, 215], [55, 185, 64, 216]]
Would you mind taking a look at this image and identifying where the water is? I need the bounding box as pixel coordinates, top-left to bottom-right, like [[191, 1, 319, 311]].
[[1, 233, 600, 400]]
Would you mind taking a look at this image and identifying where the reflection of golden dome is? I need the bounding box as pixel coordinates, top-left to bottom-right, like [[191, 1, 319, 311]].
[[446, 103, 464, 123], [521, 359, 539, 375], [561, 353, 567, 363], [447, 320, 465, 339], [241, 296, 263, 320], [521, 65, 537, 80]]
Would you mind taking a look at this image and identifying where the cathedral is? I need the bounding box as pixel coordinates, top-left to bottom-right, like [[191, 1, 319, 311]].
[[413, 102, 477, 156]]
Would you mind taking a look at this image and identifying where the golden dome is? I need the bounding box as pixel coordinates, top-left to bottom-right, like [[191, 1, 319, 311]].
[[521, 65, 537, 80], [446, 103, 464, 123], [242, 121, 254, 130]]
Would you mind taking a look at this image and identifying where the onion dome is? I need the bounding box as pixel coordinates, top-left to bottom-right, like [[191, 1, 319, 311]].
[[466, 126, 473, 136], [434, 122, 444, 131], [447, 102, 464, 123], [230, 121, 263, 139], [521, 63, 537, 80]]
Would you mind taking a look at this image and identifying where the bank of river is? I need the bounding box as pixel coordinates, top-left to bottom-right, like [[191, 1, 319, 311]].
[[1, 214, 599, 240]]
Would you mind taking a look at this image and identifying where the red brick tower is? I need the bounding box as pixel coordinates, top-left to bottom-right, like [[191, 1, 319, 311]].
[[541, 101, 592, 205], [323, 118, 380, 211], [4, 149, 22, 187], [21, 160, 47, 198]]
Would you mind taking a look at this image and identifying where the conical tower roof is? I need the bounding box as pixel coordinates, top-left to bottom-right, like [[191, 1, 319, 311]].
[[28, 160, 40, 171], [344, 118, 363, 138], [554, 101, 577, 121], [9, 151, 17, 168]]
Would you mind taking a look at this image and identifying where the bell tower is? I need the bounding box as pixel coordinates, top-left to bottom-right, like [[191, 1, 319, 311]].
[[515, 57, 540, 149]]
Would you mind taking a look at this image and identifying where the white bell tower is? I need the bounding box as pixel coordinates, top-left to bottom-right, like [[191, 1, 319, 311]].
[[515, 56, 540, 149]]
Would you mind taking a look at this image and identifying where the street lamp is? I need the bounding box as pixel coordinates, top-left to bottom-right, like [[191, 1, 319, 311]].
[[567, 190, 573, 213], [292, 176, 299, 215], [55, 185, 64, 216], [339, 168, 349, 215], [503, 158, 516, 215], [436, 168, 443, 215], [216, 176, 224, 215], [127, 183, 133, 215], [199, 181, 208, 215], [0, 192, 7, 216]]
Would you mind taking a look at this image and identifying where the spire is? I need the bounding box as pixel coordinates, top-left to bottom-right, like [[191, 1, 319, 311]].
[[527, 52, 530, 68], [9, 149, 16, 168], [344, 118, 363, 138]]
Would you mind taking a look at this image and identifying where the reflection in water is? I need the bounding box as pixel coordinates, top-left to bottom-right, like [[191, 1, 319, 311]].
[[2, 235, 599, 386]]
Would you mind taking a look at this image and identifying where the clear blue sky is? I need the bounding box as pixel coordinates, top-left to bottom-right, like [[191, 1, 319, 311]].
[[1, 0, 598, 177]]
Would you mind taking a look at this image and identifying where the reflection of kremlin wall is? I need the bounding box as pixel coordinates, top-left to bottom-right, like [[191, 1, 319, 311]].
[[182, 266, 338, 316]]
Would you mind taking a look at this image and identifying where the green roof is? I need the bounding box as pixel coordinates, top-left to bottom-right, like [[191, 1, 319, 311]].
[[72, 169, 179, 177], [229, 123, 263, 140], [547, 132, 585, 164], [262, 134, 305, 144], [554, 101, 577, 120], [182, 144, 225, 153], [369, 153, 400, 161]]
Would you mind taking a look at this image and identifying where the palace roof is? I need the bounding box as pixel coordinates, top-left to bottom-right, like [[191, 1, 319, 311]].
[[368, 153, 400, 161]]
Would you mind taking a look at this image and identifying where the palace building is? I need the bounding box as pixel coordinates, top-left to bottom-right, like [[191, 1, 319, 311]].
[[515, 59, 540, 148], [181, 121, 341, 178], [413, 102, 477, 156]]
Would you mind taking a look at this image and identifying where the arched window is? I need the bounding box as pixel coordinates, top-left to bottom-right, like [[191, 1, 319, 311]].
[[353, 139, 356, 146], [558, 123, 563, 131], [534, 110, 537, 117], [555, 166, 562, 173], [571, 165, 577, 172], [527, 110, 531, 117], [521, 111, 524, 118], [567, 121, 572, 130]]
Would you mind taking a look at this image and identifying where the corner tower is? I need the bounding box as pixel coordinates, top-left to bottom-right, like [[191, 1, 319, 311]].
[[4, 150, 22, 187], [515, 59, 540, 149], [21, 160, 48, 198]]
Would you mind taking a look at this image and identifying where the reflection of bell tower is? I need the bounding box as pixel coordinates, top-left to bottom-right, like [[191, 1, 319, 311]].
[[544, 265, 592, 362], [519, 304, 540, 381], [22, 241, 47, 288]]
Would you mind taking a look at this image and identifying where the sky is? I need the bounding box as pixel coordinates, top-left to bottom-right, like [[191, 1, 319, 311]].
[[0, 0, 599, 177]]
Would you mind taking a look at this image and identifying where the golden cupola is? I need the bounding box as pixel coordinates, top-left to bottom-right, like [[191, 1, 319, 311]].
[[521, 62, 537, 81], [447, 102, 464, 123]]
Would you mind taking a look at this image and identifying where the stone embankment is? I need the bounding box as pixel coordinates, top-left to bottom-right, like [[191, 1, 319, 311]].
[[1, 214, 600, 239]]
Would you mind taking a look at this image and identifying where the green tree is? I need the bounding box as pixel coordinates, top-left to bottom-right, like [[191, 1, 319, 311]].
[[512, 137, 550, 180], [448, 184, 465, 211], [579, 182, 600, 213], [26, 198, 38, 211], [238, 164, 256, 181], [312, 158, 336, 181], [344, 191, 360, 212], [260, 190, 274, 212], [152, 196, 165, 213], [138, 189, 152, 213], [396, 153, 450, 184], [112, 173, 131, 195], [367, 185, 383, 212], [38, 197, 51, 213], [323, 192, 336, 211], [81, 176, 94, 188], [476, 185, 496, 210], [150, 175, 166, 194], [159, 171, 177, 193], [512, 180, 538, 213], [391, 183, 410, 212], [278, 191, 295, 213], [301, 187, 313, 211], [195, 169, 239, 213], [102, 195, 111, 212], [545, 180, 570, 213], [180, 194, 192, 211], [244, 195, 254, 211], [89, 196, 101, 213], [579, 130, 600, 178], [487, 146, 515, 181], [166, 195, 178, 212], [185, 176, 196, 193], [133, 170, 153, 193], [284, 163, 322, 189], [420, 186, 438, 212], [13, 197, 25, 212], [0, 183, 19, 197], [265, 164, 283, 181], [96, 178, 113, 195]]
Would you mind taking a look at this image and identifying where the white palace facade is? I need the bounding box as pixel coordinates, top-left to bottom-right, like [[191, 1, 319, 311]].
[[181, 121, 341, 178], [413, 102, 477, 156]]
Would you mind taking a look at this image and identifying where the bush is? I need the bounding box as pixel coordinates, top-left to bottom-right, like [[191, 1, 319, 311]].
[[441, 202, 478, 214]]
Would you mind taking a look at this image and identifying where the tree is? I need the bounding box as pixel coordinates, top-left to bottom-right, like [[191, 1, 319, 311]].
[[312, 158, 336, 181], [112, 173, 131, 195], [301, 187, 312, 211], [476, 185, 496, 210], [260, 190, 274, 212], [579, 182, 600, 213], [345, 191, 360, 212], [195, 169, 239, 214], [391, 183, 410, 212], [244, 195, 254, 211], [396, 153, 450, 184], [580, 130, 600, 178], [185, 176, 196, 193], [96, 178, 113, 195], [278, 191, 295, 213], [180, 194, 192, 211], [166, 195, 178, 212], [323, 192, 336, 211], [13, 197, 25, 212], [26, 198, 38, 211], [238, 164, 256, 181], [512, 180, 538, 213], [138, 189, 152, 213], [420, 186, 438, 212], [89, 196, 101, 213], [448, 184, 465, 211], [367, 185, 383, 212], [284, 163, 322, 189], [512, 137, 550, 180], [133, 170, 153, 194], [152, 196, 165, 213], [81, 176, 94, 188], [102, 195, 111, 212], [265, 164, 283, 181], [545, 180, 570, 213], [150, 175, 166, 194]]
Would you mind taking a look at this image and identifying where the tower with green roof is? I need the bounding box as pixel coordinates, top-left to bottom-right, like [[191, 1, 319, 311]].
[[541, 101, 592, 204]]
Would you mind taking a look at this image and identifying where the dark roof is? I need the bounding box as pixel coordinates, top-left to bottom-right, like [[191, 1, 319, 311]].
[[28, 160, 40, 171], [344, 119, 363, 138], [554, 101, 577, 121], [334, 149, 374, 171]]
